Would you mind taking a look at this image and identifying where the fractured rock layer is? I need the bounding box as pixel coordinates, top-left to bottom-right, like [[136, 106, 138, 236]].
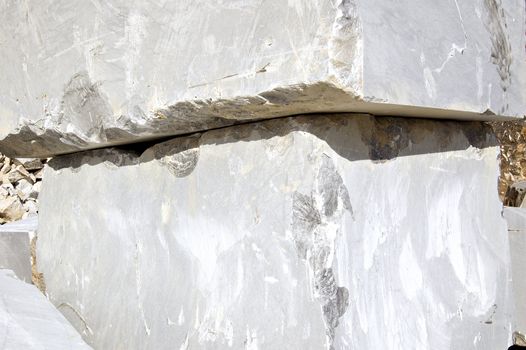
[[0, 153, 44, 224], [1, 0, 525, 157], [503, 207, 526, 336], [37, 114, 512, 349]]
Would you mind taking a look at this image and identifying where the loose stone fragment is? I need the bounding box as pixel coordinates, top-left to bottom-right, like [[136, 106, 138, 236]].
[[0, 162, 10, 175], [7, 165, 32, 184], [504, 181, 526, 207], [1, 183, 15, 197], [29, 182, 41, 200], [23, 200, 38, 217], [16, 179, 33, 201], [13, 158, 44, 171], [514, 332, 526, 346], [0, 186, 7, 200], [34, 168, 44, 180], [0, 196, 25, 222], [0, 153, 44, 224]]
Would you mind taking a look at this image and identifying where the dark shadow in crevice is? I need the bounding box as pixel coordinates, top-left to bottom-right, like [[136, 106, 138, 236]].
[[47, 113, 498, 173]]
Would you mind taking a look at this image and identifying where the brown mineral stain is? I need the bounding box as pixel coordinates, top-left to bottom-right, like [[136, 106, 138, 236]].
[[30, 236, 46, 294]]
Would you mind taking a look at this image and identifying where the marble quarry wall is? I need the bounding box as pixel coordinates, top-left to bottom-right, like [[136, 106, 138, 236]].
[[36, 115, 513, 349], [0, 154, 44, 223], [0, 1, 525, 349]]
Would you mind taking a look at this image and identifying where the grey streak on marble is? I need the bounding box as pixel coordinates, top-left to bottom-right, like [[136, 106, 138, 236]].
[[0, 216, 38, 282], [291, 155, 351, 347]]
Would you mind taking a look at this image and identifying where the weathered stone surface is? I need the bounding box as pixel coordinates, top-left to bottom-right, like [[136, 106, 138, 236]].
[[1, 1, 525, 157], [0, 216, 37, 282], [16, 178, 33, 201], [0, 196, 25, 223], [34, 168, 44, 180], [6, 165, 31, 184], [514, 331, 526, 346], [29, 181, 41, 200], [37, 114, 511, 349], [0, 269, 91, 349], [13, 158, 45, 171], [503, 207, 526, 336]]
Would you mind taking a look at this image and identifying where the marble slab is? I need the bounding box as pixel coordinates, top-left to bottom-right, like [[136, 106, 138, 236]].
[[36, 114, 512, 349], [1, 0, 524, 157]]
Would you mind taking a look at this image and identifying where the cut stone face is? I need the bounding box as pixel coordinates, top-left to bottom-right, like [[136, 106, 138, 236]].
[[0, 269, 92, 349], [0, 216, 37, 282], [503, 207, 526, 335], [1, 0, 525, 157], [37, 114, 511, 349]]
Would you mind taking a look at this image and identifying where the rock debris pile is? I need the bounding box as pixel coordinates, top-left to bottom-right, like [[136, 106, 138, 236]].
[[490, 121, 526, 205], [0, 153, 45, 224]]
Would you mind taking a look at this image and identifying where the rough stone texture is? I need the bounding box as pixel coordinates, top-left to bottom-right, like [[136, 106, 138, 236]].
[[503, 207, 526, 336], [0, 269, 91, 349], [0, 197, 25, 223], [0, 153, 45, 223], [13, 158, 45, 171], [503, 180, 526, 207], [37, 114, 512, 349], [1, 0, 525, 158], [490, 120, 526, 202], [0, 216, 37, 282], [514, 332, 526, 346]]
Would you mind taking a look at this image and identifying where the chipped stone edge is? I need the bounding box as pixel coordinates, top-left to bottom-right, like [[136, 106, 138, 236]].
[[0, 78, 517, 159]]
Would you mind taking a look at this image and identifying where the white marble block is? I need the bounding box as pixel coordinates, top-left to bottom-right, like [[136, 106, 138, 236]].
[[0, 216, 38, 282], [503, 207, 526, 336], [0, 269, 91, 349], [36, 114, 512, 349], [1, 0, 525, 157]]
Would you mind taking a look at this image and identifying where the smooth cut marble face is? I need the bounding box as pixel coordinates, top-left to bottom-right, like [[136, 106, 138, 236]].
[[37, 114, 512, 349]]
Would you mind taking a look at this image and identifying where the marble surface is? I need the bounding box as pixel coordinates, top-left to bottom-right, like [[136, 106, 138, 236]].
[[1, 0, 524, 157], [0, 216, 38, 282], [503, 207, 526, 336], [0, 269, 91, 349], [37, 114, 512, 349]]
